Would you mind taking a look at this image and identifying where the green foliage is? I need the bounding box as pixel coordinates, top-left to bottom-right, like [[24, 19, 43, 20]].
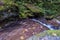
[[0, 0, 15, 10], [42, 0, 60, 18], [0, 6, 4, 10], [0, 0, 60, 19]]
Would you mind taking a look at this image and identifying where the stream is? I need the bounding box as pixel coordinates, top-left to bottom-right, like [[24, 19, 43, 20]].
[[27, 18, 60, 40], [31, 19, 60, 30], [0, 18, 60, 31]]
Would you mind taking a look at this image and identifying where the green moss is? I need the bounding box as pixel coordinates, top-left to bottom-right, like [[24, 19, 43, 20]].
[[47, 30, 60, 36], [35, 30, 60, 37]]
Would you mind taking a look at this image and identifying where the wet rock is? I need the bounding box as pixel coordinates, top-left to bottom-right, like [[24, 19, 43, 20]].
[[27, 30, 60, 40], [39, 35, 60, 40]]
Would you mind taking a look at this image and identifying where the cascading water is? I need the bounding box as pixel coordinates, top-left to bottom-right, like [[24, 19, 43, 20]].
[[31, 19, 59, 30]]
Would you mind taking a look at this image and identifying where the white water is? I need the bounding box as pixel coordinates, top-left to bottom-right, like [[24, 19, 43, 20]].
[[31, 19, 54, 30]]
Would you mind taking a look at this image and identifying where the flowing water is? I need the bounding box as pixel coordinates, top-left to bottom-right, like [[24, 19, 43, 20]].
[[31, 19, 60, 30], [27, 19, 60, 40]]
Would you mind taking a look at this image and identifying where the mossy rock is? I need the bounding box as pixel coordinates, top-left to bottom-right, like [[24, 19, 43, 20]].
[[27, 30, 60, 40], [36, 30, 60, 37]]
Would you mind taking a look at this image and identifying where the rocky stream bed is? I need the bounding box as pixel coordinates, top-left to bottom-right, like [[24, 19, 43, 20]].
[[0, 18, 60, 40]]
